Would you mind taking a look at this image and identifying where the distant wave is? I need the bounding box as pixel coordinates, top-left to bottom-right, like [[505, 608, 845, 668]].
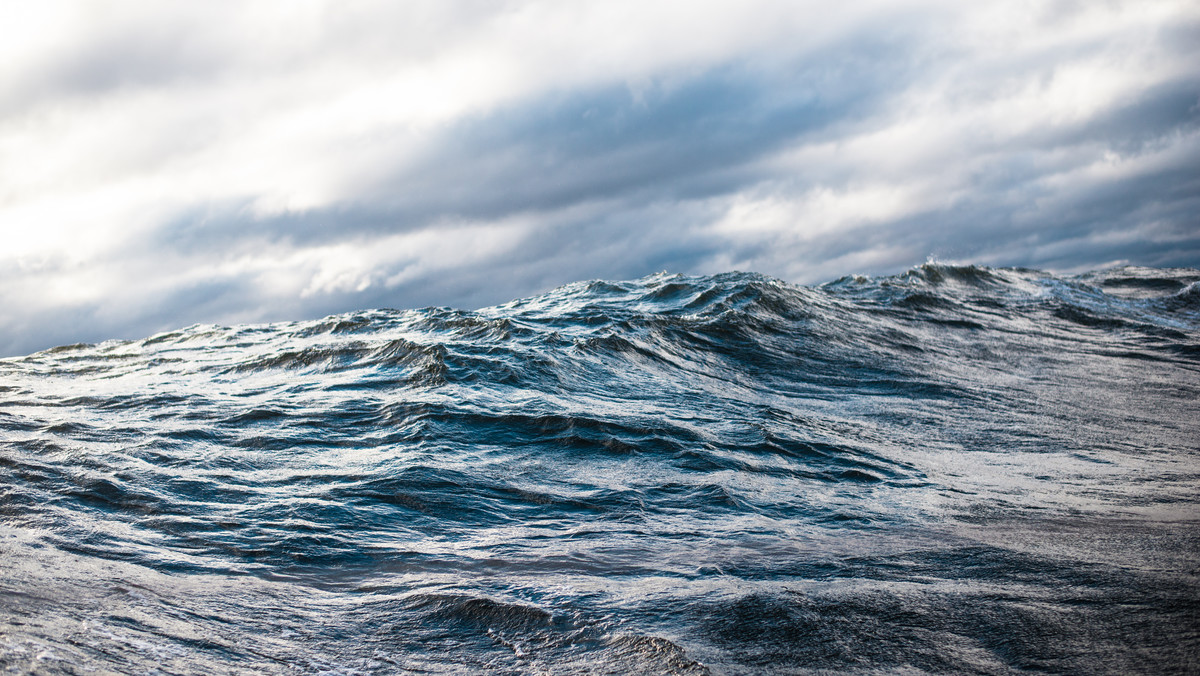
[[2, 264, 1198, 673]]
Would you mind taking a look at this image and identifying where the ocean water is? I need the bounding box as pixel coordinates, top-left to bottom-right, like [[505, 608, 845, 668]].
[[1, 263, 1198, 675]]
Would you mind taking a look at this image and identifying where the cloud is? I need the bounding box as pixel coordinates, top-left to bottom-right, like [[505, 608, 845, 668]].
[[0, 0, 1198, 356]]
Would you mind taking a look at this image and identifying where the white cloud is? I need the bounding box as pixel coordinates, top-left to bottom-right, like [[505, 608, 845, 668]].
[[0, 0, 1197, 355]]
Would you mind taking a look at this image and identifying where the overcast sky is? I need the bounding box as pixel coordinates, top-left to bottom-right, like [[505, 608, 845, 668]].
[[2, 1, 1198, 356]]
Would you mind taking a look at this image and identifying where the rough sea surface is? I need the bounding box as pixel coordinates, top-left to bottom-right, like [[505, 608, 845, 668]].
[[2, 264, 1198, 674]]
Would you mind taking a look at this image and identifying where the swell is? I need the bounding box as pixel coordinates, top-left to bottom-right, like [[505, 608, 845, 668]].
[[1, 263, 1198, 673]]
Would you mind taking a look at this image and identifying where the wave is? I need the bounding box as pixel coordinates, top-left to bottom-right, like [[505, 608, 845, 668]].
[[1, 264, 1198, 673]]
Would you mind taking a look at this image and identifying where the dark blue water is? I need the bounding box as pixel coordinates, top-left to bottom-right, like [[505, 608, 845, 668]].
[[2, 264, 1198, 674]]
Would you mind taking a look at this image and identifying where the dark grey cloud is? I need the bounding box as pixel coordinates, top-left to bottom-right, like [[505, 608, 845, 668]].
[[159, 57, 1198, 267], [154, 43, 922, 255]]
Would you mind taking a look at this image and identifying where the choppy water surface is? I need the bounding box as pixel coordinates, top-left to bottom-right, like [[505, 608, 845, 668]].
[[2, 264, 1199, 674]]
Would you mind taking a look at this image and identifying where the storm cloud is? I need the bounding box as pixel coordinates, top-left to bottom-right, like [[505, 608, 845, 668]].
[[2, 0, 1198, 356]]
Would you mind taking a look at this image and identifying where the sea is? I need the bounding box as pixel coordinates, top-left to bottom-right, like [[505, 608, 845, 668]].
[[1, 263, 1198, 674]]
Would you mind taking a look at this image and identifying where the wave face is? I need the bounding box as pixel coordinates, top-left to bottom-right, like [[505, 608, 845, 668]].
[[2, 264, 1199, 674]]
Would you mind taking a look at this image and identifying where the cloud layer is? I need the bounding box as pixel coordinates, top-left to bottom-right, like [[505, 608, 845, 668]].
[[2, 0, 1198, 355]]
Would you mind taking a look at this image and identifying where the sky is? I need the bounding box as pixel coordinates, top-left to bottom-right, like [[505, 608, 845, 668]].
[[2, 1, 1198, 356]]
